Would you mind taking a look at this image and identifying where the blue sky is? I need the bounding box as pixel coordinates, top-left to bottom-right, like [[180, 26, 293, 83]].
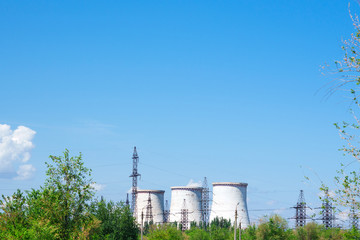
[[1, 0, 359, 226]]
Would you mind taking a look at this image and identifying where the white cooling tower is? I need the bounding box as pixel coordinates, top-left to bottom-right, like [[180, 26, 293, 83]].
[[136, 190, 165, 224], [170, 186, 203, 228], [210, 182, 250, 228]]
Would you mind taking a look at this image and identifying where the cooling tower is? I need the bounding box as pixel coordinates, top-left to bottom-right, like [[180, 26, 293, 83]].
[[136, 190, 165, 224], [169, 186, 203, 229], [210, 182, 250, 228]]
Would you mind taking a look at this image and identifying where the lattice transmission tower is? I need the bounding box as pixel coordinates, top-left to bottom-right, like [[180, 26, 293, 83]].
[[129, 147, 141, 218], [201, 177, 210, 227], [164, 200, 170, 223], [292, 190, 310, 227], [180, 199, 189, 231], [321, 190, 334, 229], [350, 201, 359, 229], [145, 193, 154, 223]]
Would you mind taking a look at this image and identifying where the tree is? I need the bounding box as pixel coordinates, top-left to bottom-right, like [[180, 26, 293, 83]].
[[209, 217, 231, 240], [0, 150, 100, 239], [43, 149, 98, 239], [89, 199, 139, 239], [0, 190, 36, 239], [255, 215, 294, 240], [146, 224, 185, 240], [344, 226, 360, 239], [209, 217, 231, 230], [321, 7, 360, 215], [186, 227, 210, 240], [241, 224, 257, 240]]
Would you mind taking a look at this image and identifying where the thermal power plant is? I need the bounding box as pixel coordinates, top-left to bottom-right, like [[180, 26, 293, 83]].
[[136, 190, 165, 224], [169, 186, 203, 229], [210, 182, 250, 228]]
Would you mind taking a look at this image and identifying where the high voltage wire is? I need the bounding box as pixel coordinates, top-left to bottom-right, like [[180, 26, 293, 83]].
[[91, 162, 130, 168], [139, 162, 191, 179], [248, 208, 292, 212]]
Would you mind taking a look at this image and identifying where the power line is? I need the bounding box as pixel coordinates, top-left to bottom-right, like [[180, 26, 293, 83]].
[[139, 162, 191, 179]]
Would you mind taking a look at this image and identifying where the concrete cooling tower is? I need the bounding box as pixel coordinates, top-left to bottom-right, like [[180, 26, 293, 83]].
[[136, 190, 165, 224], [210, 182, 250, 228], [169, 186, 203, 229]]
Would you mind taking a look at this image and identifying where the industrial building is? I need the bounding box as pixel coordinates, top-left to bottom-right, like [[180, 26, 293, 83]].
[[129, 147, 250, 228], [169, 186, 203, 229], [136, 190, 165, 224], [133, 181, 251, 228], [210, 182, 250, 228]]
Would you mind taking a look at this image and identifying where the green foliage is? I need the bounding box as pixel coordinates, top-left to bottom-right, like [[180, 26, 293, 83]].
[[208, 217, 231, 240], [0, 190, 31, 239], [0, 149, 99, 239], [241, 224, 257, 240], [210, 217, 231, 229], [143, 220, 154, 235], [256, 215, 295, 240], [186, 227, 210, 240], [0, 189, 60, 240], [344, 226, 360, 240], [319, 227, 343, 240], [294, 222, 321, 240], [210, 228, 231, 240], [89, 199, 138, 239], [322, 9, 360, 212], [140, 219, 360, 240], [44, 149, 97, 239], [146, 224, 185, 240]]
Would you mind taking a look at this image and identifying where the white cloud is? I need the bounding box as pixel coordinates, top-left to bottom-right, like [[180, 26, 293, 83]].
[[14, 164, 36, 180], [0, 124, 36, 180], [91, 183, 106, 191]]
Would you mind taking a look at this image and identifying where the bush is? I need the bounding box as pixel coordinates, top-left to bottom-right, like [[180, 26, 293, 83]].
[[146, 224, 185, 240]]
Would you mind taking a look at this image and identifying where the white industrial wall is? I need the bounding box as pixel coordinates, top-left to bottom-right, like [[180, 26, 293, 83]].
[[169, 187, 203, 228], [210, 182, 250, 228], [136, 190, 165, 224]]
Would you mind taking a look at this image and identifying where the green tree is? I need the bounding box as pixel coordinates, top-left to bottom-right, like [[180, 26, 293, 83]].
[[241, 224, 257, 240], [89, 199, 139, 239], [210, 217, 231, 229], [0, 189, 63, 239], [321, 8, 360, 213], [294, 222, 321, 240], [186, 227, 210, 240], [209, 217, 231, 240], [319, 226, 343, 240], [0, 190, 33, 239], [344, 226, 360, 240], [43, 149, 97, 239], [256, 215, 295, 240], [146, 224, 185, 240]]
